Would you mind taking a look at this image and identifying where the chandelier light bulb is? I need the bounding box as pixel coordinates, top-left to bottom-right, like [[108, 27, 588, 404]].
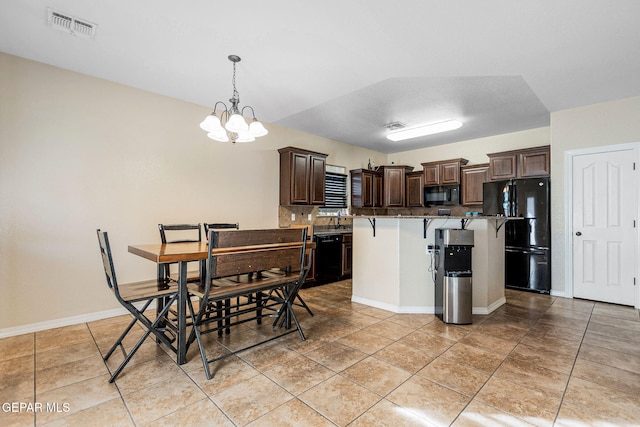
[[249, 120, 268, 137], [200, 114, 222, 132], [224, 113, 249, 133], [235, 131, 256, 143], [207, 130, 229, 142]]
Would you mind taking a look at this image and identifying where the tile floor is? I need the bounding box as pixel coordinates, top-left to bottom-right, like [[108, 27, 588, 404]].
[[1, 280, 640, 426]]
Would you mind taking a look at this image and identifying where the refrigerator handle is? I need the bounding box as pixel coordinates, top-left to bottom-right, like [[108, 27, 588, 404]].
[[510, 181, 517, 217]]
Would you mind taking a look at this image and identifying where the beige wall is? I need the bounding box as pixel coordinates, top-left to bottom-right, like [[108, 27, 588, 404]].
[[550, 96, 640, 295], [0, 53, 381, 332]]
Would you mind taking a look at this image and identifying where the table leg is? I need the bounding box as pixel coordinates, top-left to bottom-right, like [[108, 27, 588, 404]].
[[177, 260, 188, 365]]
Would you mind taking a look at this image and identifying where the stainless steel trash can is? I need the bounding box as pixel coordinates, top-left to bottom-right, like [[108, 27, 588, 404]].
[[442, 272, 472, 325]]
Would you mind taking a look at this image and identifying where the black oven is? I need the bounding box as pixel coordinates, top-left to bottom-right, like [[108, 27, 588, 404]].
[[424, 185, 460, 206]]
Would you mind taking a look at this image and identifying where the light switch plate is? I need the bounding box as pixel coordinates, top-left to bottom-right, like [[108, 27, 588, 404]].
[[291, 213, 296, 221], [307, 214, 312, 221]]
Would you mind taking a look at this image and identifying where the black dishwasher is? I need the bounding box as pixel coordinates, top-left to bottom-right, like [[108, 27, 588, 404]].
[[314, 234, 343, 285]]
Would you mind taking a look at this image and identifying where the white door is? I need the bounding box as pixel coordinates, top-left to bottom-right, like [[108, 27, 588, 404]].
[[572, 148, 637, 305]]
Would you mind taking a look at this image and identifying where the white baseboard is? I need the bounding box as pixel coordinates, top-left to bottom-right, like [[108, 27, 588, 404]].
[[351, 295, 505, 316], [551, 289, 568, 298], [351, 295, 402, 313], [473, 297, 506, 315], [0, 307, 131, 339]]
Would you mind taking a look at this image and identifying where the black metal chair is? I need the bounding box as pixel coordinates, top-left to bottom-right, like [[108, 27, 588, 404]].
[[158, 223, 202, 284], [203, 222, 239, 237], [96, 229, 179, 382]]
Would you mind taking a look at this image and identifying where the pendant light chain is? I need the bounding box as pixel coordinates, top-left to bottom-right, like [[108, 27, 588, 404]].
[[230, 60, 239, 112]]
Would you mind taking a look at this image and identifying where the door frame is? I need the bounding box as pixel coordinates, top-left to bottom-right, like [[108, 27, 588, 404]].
[[564, 142, 640, 308]]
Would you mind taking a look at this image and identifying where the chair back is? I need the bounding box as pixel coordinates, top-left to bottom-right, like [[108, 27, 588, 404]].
[[96, 229, 119, 296], [206, 228, 308, 281], [158, 223, 202, 244], [203, 223, 239, 240]]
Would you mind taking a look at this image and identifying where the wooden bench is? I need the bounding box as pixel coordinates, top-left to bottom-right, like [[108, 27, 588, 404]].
[[187, 227, 312, 380]]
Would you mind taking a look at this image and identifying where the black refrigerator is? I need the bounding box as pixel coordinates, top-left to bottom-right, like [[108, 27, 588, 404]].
[[483, 177, 551, 293]]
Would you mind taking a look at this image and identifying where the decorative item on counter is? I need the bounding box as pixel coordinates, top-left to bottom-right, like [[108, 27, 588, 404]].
[[367, 159, 372, 170]]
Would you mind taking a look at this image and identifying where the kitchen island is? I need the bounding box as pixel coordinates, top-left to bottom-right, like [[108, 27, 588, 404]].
[[351, 215, 508, 315]]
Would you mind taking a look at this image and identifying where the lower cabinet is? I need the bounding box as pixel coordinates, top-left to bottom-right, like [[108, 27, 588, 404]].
[[341, 234, 352, 277]]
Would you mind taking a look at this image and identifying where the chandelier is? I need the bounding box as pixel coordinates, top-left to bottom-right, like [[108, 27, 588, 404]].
[[200, 55, 268, 143]]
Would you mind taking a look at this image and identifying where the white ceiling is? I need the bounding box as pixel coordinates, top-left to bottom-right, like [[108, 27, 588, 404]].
[[2, 1, 639, 153]]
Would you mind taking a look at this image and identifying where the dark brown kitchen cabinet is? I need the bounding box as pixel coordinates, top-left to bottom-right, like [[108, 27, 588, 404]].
[[379, 165, 414, 207], [487, 145, 550, 180], [405, 171, 424, 207], [350, 169, 383, 208], [341, 233, 352, 277], [461, 163, 489, 206], [279, 146, 328, 205], [421, 159, 468, 186]]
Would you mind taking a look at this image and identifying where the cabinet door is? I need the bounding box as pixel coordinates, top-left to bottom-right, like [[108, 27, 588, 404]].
[[363, 172, 374, 207], [290, 152, 311, 203], [384, 168, 405, 207], [461, 164, 489, 206], [373, 173, 383, 207], [341, 236, 352, 277], [309, 155, 326, 204], [405, 172, 424, 207], [489, 154, 517, 180], [440, 161, 461, 184], [519, 148, 550, 177], [423, 164, 440, 186]]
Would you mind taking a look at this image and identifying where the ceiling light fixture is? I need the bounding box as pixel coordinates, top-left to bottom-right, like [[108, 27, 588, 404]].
[[386, 119, 462, 142], [200, 55, 268, 143]]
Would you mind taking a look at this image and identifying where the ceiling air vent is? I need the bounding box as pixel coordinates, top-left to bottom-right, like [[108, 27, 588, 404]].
[[384, 122, 406, 131], [47, 8, 97, 39]]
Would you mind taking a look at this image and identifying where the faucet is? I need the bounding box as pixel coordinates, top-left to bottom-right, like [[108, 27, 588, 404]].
[[335, 212, 343, 229]]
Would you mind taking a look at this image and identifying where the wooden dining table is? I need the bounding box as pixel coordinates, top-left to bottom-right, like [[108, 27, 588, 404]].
[[128, 241, 208, 365], [127, 239, 315, 365]]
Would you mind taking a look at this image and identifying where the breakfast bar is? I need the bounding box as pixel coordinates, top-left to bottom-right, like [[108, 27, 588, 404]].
[[351, 215, 508, 315]]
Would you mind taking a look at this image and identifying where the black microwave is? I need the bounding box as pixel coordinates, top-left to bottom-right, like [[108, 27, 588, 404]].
[[424, 185, 460, 206]]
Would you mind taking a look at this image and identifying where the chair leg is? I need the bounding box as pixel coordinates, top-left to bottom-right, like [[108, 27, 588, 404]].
[[107, 295, 178, 383], [104, 299, 153, 361], [294, 294, 314, 316]]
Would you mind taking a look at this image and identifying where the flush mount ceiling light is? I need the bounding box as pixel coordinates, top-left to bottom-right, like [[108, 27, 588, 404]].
[[386, 119, 462, 142], [200, 55, 268, 143]]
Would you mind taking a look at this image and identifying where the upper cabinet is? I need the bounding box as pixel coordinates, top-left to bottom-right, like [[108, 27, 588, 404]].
[[279, 146, 328, 205], [405, 171, 424, 207], [461, 163, 489, 206], [421, 159, 468, 186], [379, 165, 414, 207], [350, 168, 383, 208], [487, 145, 550, 180]]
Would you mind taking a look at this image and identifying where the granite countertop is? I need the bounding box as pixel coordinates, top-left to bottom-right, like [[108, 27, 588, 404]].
[[346, 214, 521, 220], [313, 226, 353, 235]]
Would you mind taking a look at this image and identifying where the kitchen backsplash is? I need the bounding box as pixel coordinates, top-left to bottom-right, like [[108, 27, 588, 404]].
[[279, 206, 352, 229], [279, 204, 483, 229]]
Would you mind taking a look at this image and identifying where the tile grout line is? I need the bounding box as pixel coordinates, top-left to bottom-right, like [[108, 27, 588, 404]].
[[446, 300, 552, 426], [550, 303, 593, 426], [86, 319, 138, 427]]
